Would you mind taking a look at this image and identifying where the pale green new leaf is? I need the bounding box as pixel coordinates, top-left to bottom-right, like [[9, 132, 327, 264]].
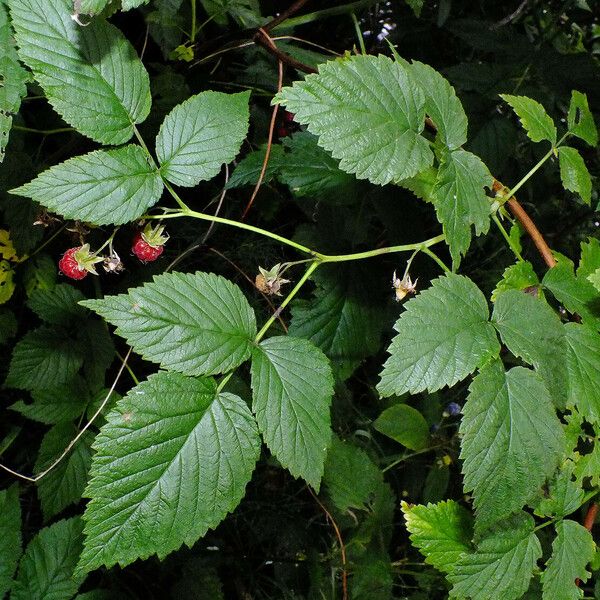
[[11, 517, 84, 600], [492, 290, 567, 407], [373, 404, 430, 450], [431, 148, 492, 266], [6, 326, 84, 390], [449, 512, 541, 600], [156, 91, 250, 187], [0, 484, 21, 597], [274, 54, 433, 185], [567, 90, 598, 147], [408, 60, 467, 149], [402, 500, 473, 575], [251, 335, 334, 489], [565, 323, 600, 424], [500, 94, 557, 145], [589, 267, 600, 292], [81, 271, 256, 376], [35, 424, 94, 521], [27, 284, 86, 326], [11, 145, 163, 225], [541, 520, 595, 600], [8, 0, 151, 144], [558, 146, 592, 205], [460, 361, 565, 528], [378, 274, 500, 397], [79, 372, 260, 572], [491, 261, 539, 302]]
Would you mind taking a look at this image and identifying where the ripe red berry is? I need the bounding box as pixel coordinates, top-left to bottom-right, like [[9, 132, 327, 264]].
[[283, 110, 295, 123], [132, 231, 164, 262], [59, 247, 88, 280], [277, 126, 289, 138]]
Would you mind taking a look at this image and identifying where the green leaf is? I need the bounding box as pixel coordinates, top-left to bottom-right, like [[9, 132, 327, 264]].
[[6, 326, 84, 390], [27, 284, 86, 326], [279, 132, 359, 201], [351, 553, 393, 600], [156, 91, 250, 187], [274, 54, 433, 185], [565, 323, 600, 424], [574, 442, 600, 487], [534, 460, 585, 518], [541, 519, 595, 600], [543, 254, 600, 330], [251, 335, 333, 489], [0, 307, 17, 344], [79, 0, 150, 13], [460, 361, 565, 528], [199, 0, 261, 26], [11, 145, 163, 226], [76, 318, 115, 391], [323, 437, 384, 512], [449, 512, 541, 600], [0, 0, 30, 162], [81, 271, 256, 377], [500, 94, 557, 145], [35, 423, 94, 521], [0, 484, 21, 596], [408, 60, 467, 149], [492, 289, 567, 407], [378, 274, 500, 397], [491, 261, 539, 302], [402, 500, 473, 575], [10, 376, 90, 424], [289, 265, 384, 380], [578, 238, 600, 280], [78, 372, 260, 572], [226, 144, 285, 188], [558, 146, 592, 205], [11, 517, 84, 600], [8, 0, 151, 145], [431, 148, 492, 266], [589, 267, 600, 293], [373, 404, 430, 450], [567, 90, 598, 147]]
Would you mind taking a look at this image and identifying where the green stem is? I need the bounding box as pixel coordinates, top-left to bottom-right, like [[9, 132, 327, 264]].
[[351, 13, 366, 54], [23, 225, 66, 262], [492, 213, 524, 261], [116, 351, 140, 385], [13, 125, 74, 135], [255, 261, 320, 342], [421, 246, 451, 273], [533, 519, 556, 533], [381, 445, 442, 473], [275, 0, 381, 29], [190, 0, 197, 42]]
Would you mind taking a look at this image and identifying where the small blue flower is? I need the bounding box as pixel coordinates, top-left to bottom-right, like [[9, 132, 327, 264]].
[[443, 402, 461, 417]]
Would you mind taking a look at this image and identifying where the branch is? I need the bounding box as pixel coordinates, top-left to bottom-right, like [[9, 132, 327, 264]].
[[254, 28, 317, 74]]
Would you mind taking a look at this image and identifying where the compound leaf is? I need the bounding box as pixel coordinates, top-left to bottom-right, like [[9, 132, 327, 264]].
[[156, 91, 250, 187], [11, 145, 163, 225], [460, 361, 565, 528], [541, 519, 594, 600], [449, 512, 541, 600], [500, 94, 557, 145], [402, 500, 473, 575], [78, 372, 260, 572], [82, 272, 256, 377], [8, 0, 151, 145], [275, 54, 433, 185], [378, 274, 499, 397], [251, 335, 333, 489]]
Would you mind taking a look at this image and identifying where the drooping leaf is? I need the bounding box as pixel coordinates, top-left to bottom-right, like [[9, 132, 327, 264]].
[[492, 289, 567, 407], [27, 284, 86, 326], [491, 261, 539, 301], [226, 144, 285, 188], [567, 90, 598, 147], [564, 323, 600, 425], [11, 145, 163, 225], [541, 520, 595, 600], [156, 91, 250, 187], [8, 0, 151, 145], [460, 361, 565, 528], [408, 60, 467, 149], [81, 271, 256, 377], [402, 500, 473, 575], [378, 274, 500, 397], [274, 54, 433, 185], [6, 326, 84, 390], [78, 372, 261, 572], [251, 335, 333, 489], [431, 148, 492, 266], [0, 484, 21, 596], [449, 512, 541, 600], [323, 437, 384, 512], [35, 423, 94, 521], [373, 404, 430, 450], [558, 146, 592, 205], [11, 517, 84, 600], [500, 94, 557, 145]]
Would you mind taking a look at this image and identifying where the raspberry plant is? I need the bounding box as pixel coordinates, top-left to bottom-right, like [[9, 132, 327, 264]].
[[0, 1, 599, 598]]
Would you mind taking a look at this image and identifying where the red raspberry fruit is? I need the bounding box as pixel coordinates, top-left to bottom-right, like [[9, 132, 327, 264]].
[[132, 232, 164, 262], [283, 110, 295, 123], [58, 247, 88, 280]]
